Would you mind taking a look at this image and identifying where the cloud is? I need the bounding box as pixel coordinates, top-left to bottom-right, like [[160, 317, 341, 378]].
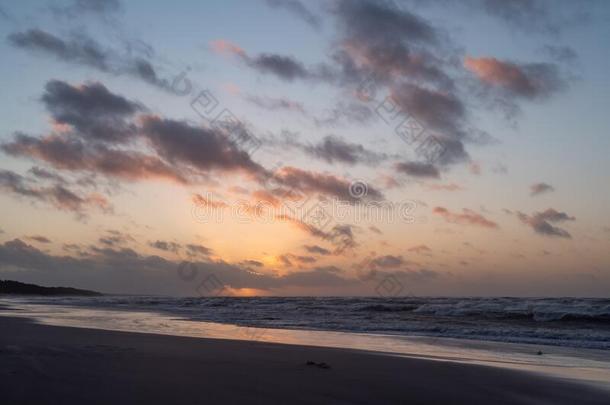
[[276, 214, 331, 240], [240, 259, 264, 267], [139, 115, 265, 176], [192, 194, 229, 209], [517, 208, 575, 238], [211, 39, 332, 83], [264, 0, 321, 28], [209, 0, 572, 170], [273, 166, 384, 202], [212, 39, 308, 81], [424, 183, 463, 192], [41, 80, 142, 143], [28, 166, 67, 184], [2, 80, 271, 187], [2, 133, 189, 184], [245, 95, 306, 114], [277, 215, 357, 253], [542, 45, 578, 63], [357, 253, 437, 282], [530, 182, 554, 196], [433, 206, 499, 229], [276, 134, 387, 166], [370, 254, 405, 269], [464, 56, 566, 99], [98, 230, 135, 248], [477, 0, 590, 35], [8, 29, 168, 89], [278, 253, 317, 267], [313, 101, 376, 127], [51, 0, 121, 18], [368, 225, 382, 235], [149, 240, 181, 254], [303, 245, 331, 255], [395, 161, 440, 178], [8, 29, 110, 71], [185, 244, 213, 258], [0, 169, 112, 217], [0, 239, 355, 294], [408, 244, 431, 253], [25, 235, 52, 244]]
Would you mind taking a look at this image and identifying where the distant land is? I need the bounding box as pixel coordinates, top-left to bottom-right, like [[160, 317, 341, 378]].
[[0, 280, 102, 296]]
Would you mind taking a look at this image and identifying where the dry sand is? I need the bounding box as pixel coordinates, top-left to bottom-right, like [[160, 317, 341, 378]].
[[1, 315, 609, 404]]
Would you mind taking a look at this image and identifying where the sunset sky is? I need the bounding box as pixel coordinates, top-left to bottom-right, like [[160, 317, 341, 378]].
[[0, 0, 609, 297]]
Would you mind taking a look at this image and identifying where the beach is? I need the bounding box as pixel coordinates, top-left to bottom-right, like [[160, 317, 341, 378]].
[[2, 314, 610, 405]]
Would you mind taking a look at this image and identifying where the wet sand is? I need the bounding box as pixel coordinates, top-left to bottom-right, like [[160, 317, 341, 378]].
[[1, 315, 609, 404]]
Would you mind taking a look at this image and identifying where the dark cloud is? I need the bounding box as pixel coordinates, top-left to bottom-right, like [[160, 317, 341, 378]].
[[530, 182, 554, 196], [8, 29, 168, 89], [98, 230, 134, 247], [303, 245, 331, 256], [185, 244, 213, 258], [248, 53, 310, 81], [277, 215, 357, 253], [408, 244, 431, 253], [28, 166, 67, 184], [52, 0, 121, 16], [395, 161, 440, 178], [212, 39, 334, 83], [517, 208, 575, 238], [149, 240, 181, 254], [332, 0, 438, 49], [213, 0, 571, 169], [357, 253, 437, 282], [276, 266, 349, 288], [278, 134, 387, 166], [2, 133, 189, 184], [477, 0, 590, 35], [273, 166, 384, 202], [278, 253, 317, 267], [542, 45, 578, 63], [264, 0, 321, 27], [0, 239, 355, 294], [8, 29, 110, 71], [2, 80, 273, 186], [245, 95, 306, 113], [314, 101, 376, 127], [240, 259, 264, 267], [0, 5, 12, 20], [391, 82, 465, 132], [481, 0, 551, 31], [370, 254, 405, 269], [41, 80, 141, 143], [139, 115, 265, 176], [0, 169, 112, 216], [25, 235, 52, 244], [433, 207, 499, 229]]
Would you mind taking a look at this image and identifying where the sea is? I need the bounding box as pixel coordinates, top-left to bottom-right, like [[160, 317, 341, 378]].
[[3, 295, 610, 386], [3, 295, 610, 349]]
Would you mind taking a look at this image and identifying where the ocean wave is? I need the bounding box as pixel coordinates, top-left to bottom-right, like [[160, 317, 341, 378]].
[[6, 296, 610, 349]]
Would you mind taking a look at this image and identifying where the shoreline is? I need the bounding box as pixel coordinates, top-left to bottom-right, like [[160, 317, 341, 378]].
[[3, 299, 610, 389], [2, 315, 610, 404]]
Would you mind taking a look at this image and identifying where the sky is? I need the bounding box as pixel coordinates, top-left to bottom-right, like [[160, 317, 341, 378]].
[[0, 0, 609, 297]]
